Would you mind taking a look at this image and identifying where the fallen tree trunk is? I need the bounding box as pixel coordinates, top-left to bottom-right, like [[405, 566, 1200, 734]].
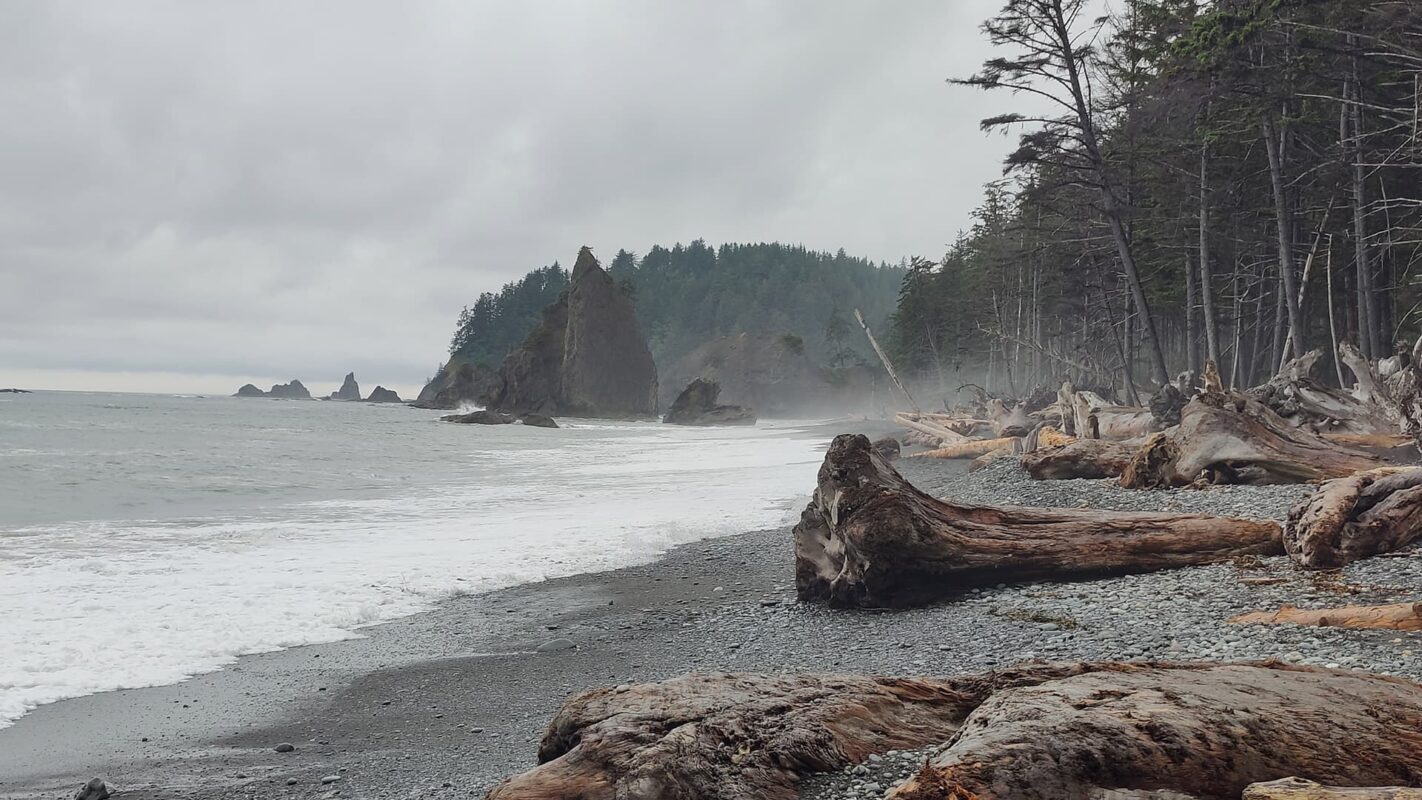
[[890, 664, 1422, 800], [488, 663, 1422, 800], [1072, 391, 1153, 440], [795, 435, 1281, 608], [1251, 349, 1398, 435], [1020, 438, 1136, 480], [1231, 602, 1422, 631], [1244, 778, 1422, 799], [1119, 390, 1384, 488], [986, 398, 1032, 437], [1284, 467, 1422, 568], [907, 437, 1016, 460]]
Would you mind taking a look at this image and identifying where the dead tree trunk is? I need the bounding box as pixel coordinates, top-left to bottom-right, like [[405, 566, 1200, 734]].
[[1020, 438, 1137, 480], [1284, 467, 1422, 569], [795, 435, 1281, 608], [1119, 390, 1383, 488], [891, 664, 1422, 800]]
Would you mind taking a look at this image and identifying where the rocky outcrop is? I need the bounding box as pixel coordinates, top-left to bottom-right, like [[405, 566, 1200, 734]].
[[366, 386, 401, 403], [412, 359, 500, 410], [443, 410, 515, 425], [234, 384, 266, 397], [487, 663, 1422, 800], [662, 379, 756, 426], [267, 380, 311, 399], [330, 372, 361, 401], [518, 413, 559, 428], [659, 332, 843, 417], [0, 388, 31, 394], [558, 247, 658, 418], [485, 247, 658, 418]]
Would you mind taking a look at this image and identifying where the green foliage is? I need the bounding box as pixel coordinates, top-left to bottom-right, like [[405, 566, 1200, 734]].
[[447, 241, 904, 371]]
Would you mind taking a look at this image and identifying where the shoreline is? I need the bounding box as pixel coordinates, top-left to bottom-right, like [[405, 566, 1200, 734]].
[[4, 454, 1420, 800]]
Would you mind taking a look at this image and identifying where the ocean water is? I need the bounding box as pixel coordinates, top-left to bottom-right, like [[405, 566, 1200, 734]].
[[0, 391, 824, 728]]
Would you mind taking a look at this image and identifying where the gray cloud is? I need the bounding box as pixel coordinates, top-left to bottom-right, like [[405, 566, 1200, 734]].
[[0, 0, 1025, 394]]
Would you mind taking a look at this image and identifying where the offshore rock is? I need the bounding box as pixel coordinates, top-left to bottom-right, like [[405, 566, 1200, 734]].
[[330, 372, 361, 401], [234, 384, 266, 398], [663, 379, 756, 426], [268, 380, 311, 400], [443, 410, 515, 425], [366, 386, 402, 403], [413, 359, 499, 410]]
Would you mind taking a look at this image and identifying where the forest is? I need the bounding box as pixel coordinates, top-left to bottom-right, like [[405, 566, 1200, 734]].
[[446, 240, 904, 371], [890, 0, 1422, 403]]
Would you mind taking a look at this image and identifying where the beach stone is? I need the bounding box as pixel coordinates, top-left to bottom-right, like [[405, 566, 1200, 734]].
[[536, 637, 576, 653], [286, 778, 299, 786], [321, 775, 341, 784], [74, 778, 109, 800], [274, 742, 296, 752]]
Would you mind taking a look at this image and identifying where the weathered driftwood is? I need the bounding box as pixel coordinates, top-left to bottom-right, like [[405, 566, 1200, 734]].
[[1020, 438, 1136, 480], [795, 435, 1281, 608], [907, 437, 1017, 460], [1284, 467, 1422, 568], [1119, 391, 1383, 488], [894, 413, 966, 446], [1231, 602, 1422, 631], [890, 664, 1422, 800], [967, 448, 1014, 473], [489, 663, 1422, 800], [986, 398, 1033, 437], [1072, 391, 1153, 440], [1243, 778, 1422, 799], [1251, 349, 1398, 435]]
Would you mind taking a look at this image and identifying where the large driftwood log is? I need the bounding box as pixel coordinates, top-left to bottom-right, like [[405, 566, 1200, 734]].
[[1020, 438, 1137, 480], [1251, 349, 1399, 435], [1284, 467, 1422, 568], [890, 664, 1422, 800], [1072, 391, 1153, 440], [489, 663, 1422, 800], [1231, 602, 1422, 631], [1244, 778, 1422, 799], [795, 435, 1281, 608], [907, 437, 1016, 460], [1119, 391, 1383, 488]]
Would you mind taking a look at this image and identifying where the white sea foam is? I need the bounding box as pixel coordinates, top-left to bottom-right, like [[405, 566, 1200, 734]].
[[0, 417, 823, 727]]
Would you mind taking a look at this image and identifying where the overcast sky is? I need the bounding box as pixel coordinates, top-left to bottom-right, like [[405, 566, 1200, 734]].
[[1, 0, 1026, 396]]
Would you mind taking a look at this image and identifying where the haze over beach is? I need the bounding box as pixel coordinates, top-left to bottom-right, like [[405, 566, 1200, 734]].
[[4, 2, 1422, 800]]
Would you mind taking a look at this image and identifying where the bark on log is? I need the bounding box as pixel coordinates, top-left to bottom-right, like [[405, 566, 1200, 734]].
[[795, 435, 1281, 608], [890, 664, 1422, 800], [1284, 467, 1422, 568], [1244, 778, 1422, 799], [1119, 391, 1383, 488], [486, 663, 1103, 800], [1231, 603, 1422, 631], [488, 663, 1422, 800], [1020, 438, 1137, 480], [907, 437, 1017, 460]]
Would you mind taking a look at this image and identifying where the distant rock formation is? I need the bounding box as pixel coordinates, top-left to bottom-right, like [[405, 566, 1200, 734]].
[[412, 359, 500, 410], [267, 380, 311, 399], [330, 372, 361, 401], [517, 412, 559, 428], [366, 386, 402, 403], [659, 332, 833, 417], [234, 384, 266, 397], [443, 410, 515, 425], [0, 388, 32, 394], [663, 379, 756, 426], [485, 247, 658, 418]]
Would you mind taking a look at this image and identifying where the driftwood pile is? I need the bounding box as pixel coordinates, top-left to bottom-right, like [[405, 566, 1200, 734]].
[[488, 662, 1422, 800]]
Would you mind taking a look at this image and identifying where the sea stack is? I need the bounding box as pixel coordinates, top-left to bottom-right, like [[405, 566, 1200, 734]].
[[366, 386, 402, 403], [485, 247, 658, 418], [268, 380, 311, 399], [330, 372, 361, 401]]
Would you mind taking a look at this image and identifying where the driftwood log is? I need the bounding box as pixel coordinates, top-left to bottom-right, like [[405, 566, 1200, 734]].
[[1072, 391, 1153, 440], [1251, 349, 1399, 435], [890, 663, 1422, 800], [1020, 438, 1137, 480], [907, 437, 1017, 460], [1284, 467, 1422, 568], [1119, 390, 1383, 488], [1244, 778, 1422, 799], [795, 435, 1281, 608], [1231, 602, 1422, 631], [487, 663, 1422, 800]]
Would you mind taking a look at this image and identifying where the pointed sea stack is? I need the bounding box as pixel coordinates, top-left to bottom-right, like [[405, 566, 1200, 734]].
[[485, 247, 658, 419], [330, 372, 361, 401]]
